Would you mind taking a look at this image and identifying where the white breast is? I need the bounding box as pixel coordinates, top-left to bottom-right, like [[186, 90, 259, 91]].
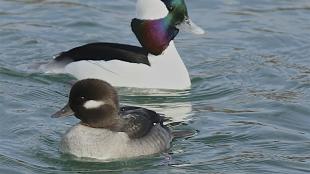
[[60, 124, 172, 160]]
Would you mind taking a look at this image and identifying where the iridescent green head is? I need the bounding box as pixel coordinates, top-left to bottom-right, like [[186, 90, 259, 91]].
[[161, 0, 188, 25], [132, 0, 205, 55]]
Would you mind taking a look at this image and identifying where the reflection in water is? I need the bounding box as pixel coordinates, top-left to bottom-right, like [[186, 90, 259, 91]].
[[118, 88, 193, 123], [138, 102, 192, 123], [1, 0, 310, 173]]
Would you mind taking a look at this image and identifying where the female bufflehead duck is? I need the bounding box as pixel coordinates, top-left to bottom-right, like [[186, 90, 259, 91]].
[[52, 79, 172, 160], [42, 0, 205, 89]]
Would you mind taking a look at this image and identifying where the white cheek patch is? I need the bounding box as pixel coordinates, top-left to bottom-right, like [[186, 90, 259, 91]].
[[136, 0, 169, 20], [83, 100, 105, 109]]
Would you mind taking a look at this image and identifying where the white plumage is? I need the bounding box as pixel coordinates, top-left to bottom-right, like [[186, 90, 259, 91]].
[[62, 42, 191, 89], [40, 0, 203, 90]]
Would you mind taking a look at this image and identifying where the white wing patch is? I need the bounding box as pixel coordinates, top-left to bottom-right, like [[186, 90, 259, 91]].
[[83, 100, 105, 109]]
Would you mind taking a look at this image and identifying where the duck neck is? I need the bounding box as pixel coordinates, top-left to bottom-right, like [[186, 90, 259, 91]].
[[81, 115, 123, 131], [148, 40, 189, 75], [147, 40, 191, 89], [149, 41, 181, 63]]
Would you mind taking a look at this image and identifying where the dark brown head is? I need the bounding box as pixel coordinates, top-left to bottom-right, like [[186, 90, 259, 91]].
[[52, 79, 120, 128]]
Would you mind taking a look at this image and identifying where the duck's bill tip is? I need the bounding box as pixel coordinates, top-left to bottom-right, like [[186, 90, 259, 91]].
[[51, 104, 74, 118], [178, 19, 206, 35]]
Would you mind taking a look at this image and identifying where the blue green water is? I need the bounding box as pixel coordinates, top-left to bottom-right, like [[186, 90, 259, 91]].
[[1, 0, 310, 173]]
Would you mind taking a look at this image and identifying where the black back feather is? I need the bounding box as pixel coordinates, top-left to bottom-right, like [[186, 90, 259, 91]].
[[119, 106, 166, 139], [54, 42, 150, 66]]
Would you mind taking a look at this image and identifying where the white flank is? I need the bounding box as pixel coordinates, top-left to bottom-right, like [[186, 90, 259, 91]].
[[83, 100, 105, 109], [41, 1, 193, 90], [64, 41, 191, 90]]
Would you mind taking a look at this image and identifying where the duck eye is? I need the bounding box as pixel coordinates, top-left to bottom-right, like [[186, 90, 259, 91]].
[[77, 96, 86, 104]]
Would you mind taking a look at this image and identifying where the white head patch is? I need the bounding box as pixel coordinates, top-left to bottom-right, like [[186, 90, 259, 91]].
[[83, 100, 105, 109], [136, 0, 169, 20]]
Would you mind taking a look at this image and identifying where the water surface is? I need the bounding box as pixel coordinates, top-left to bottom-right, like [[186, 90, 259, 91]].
[[1, 0, 310, 173]]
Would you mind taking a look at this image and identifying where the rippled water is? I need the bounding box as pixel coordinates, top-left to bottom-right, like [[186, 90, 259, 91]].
[[1, 0, 310, 173]]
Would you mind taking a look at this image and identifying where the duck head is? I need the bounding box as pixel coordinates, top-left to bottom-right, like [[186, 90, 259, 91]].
[[52, 79, 120, 129], [132, 0, 205, 55]]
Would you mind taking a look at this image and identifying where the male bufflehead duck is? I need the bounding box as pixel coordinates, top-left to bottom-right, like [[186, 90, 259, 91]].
[[42, 0, 205, 89], [52, 79, 172, 160]]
